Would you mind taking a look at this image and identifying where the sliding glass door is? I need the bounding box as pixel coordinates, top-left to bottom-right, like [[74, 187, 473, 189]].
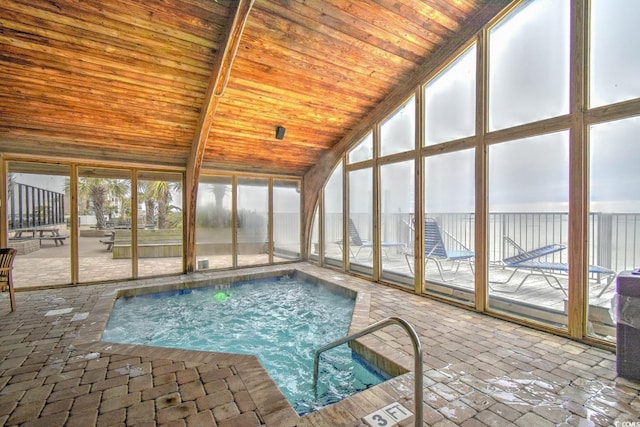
[[137, 171, 183, 277], [196, 175, 233, 270], [78, 167, 132, 283], [7, 161, 71, 287], [237, 178, 269, 267]]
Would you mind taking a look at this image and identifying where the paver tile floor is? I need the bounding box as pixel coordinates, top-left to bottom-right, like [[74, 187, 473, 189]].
[[1, 263, 639, 426]]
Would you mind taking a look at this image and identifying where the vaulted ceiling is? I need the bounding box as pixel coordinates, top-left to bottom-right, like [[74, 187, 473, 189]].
[[0, 0, 509, 177]]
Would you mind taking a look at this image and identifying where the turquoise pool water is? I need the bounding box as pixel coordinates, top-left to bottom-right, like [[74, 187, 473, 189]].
[[102, 275, 387, 414]]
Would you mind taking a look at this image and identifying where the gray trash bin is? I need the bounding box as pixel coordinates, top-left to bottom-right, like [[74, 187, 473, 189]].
[[615, 271, 640, 380]]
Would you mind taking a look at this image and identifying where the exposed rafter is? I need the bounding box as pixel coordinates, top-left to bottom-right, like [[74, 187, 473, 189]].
[[185, 0, 255, 272]]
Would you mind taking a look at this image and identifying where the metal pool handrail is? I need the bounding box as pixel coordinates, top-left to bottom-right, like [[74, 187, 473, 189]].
[[312, 316, 423, 426]]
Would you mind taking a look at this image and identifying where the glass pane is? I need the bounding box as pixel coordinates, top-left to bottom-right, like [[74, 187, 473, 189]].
[[78, 167, 132, 282], [588, 117, 640, 341], [196, 176, 232, 270], [488, 131, 569, 329], [7, 162, 71, 287], [137, 172, 183, 277], [273, 179, 301, 261], [380, 160, 413, 286], [380, 97, 415, 156], [590, 0, 640, 108], [237, 177, 268, 267], [424, 149, 475, 304], [348, 168, 372, 276], [310, 205, 319, 262], [323, 162, 343, 264], [348, 133, 373, 163], [425, 45, 476, 146], [489, 0, 570, 131]]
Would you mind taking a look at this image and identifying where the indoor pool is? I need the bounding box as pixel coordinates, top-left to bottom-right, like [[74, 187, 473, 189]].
[[102, 275, 388, 414]]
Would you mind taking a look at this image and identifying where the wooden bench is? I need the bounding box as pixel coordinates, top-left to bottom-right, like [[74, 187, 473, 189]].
[[39, 235, 68, 246], [112, 229, 182, 259], [100, 232, 116, 251], [100, 238, 114, 251]]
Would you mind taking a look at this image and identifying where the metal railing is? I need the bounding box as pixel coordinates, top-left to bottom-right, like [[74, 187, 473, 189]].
[[326, 212, 640, 274], [312, 316, 423, 426], [8, 183, 65, 230]]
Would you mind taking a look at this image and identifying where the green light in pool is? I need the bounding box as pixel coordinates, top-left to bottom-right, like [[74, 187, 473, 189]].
[[214, 291, 230, 302]]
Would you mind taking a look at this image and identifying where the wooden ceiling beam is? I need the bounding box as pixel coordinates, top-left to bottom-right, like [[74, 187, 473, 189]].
[[184, 0, 254, 273]]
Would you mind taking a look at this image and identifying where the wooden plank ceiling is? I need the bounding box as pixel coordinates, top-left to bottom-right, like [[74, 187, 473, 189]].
[[0, 0, 507, 177]]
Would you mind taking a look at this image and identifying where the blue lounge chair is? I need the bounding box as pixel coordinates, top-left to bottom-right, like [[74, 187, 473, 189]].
[[491, 237, 616, 297], [404, 218, 475, 281], [338, 218, 406, 259]]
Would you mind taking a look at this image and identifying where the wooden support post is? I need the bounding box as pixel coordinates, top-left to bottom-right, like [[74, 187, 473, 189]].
[[184, 0, 254, 272]]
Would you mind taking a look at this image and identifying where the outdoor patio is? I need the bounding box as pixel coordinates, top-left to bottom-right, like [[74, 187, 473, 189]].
[[320, 242, 618, 341]]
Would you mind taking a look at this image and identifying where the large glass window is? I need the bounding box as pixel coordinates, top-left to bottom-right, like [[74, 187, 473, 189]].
[[424, 149, 475, 304], [588, 116, 640, 341], [137, 172, 183, 277], [424, 45, 476, 146], [488, 131, 569, 329], [380, 97, 415, 156], [196, 176, 233, 270], [380, 160, 413, 285], [310, 205, 319, 262], [273, 179, 301, 261], [78, 167, 132, 282], [489, 0, 570, 131], [237, 177, 269, 267], [348, 167, 373, 276], [323, 162, 343, 265], [590, 0, 640, 108], [314, 0, 640, 345], [348, 133, 373, 164], [7, 162, 71, 287], [196, 175, 301, 269]]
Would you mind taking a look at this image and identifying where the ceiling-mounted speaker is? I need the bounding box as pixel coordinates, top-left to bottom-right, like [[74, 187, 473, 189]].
[[275, 126, 286, 140]]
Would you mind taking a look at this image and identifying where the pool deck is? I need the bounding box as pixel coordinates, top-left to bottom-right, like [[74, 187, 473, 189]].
[[1, 263, 639, 426]]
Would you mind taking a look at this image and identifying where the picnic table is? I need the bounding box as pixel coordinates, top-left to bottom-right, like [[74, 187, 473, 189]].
[[11, 226, 68, 246]]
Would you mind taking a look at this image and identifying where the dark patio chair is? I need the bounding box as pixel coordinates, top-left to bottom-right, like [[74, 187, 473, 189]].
[[490, 236, 616, 297], [1, 248, 17, 311], [404, 218, 475, 281], [337, 218, 406, 259]]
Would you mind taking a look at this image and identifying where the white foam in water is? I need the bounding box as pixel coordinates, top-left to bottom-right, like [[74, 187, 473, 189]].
[[102, 275, 388, 414]]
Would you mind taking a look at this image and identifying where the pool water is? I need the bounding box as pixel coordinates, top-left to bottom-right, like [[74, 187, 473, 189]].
[[102, 275, 387, 414]]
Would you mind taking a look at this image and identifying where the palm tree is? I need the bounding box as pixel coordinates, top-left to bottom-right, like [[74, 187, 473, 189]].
[[77, 178, 107, 229], [140, 180, 178, 229], [77, 178, 130, 230], [137, 182, 153, 227], [110, 179, 129, 222]]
